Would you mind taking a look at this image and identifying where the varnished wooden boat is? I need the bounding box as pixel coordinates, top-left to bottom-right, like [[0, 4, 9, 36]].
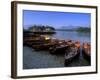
[[32, 39, 67, 51], [49, 45, 68, 55], [82, 43, 91, 61], [23, 35, 51, 47], [49, 40, 79, 55], [31, 39, 60, 51], [64, 41, 80, 66], [32, 43, 55, 51]]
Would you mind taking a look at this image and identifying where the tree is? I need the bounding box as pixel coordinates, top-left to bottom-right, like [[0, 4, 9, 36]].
[[28, 25, 55, 32]]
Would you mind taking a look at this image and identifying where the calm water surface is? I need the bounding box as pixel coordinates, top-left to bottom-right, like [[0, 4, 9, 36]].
[[52, 31, 90, 43], [23, 31, 91, 69]]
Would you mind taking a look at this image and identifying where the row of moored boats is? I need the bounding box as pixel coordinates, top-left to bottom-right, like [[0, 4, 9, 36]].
[[24, 35, 91, 65]]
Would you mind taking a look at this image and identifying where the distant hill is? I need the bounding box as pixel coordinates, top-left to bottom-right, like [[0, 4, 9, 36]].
[[76, 27, 90, 32], [24, 25, 90, 33], [55, 26, 90, 32]]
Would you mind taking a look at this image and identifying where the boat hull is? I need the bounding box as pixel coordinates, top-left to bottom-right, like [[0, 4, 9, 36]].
[[64, 47, 80, 66], [82, 50, 91, 62], [82, 43, 91, 62], [49, 45, 68, 55], [32, 44, 54, 51]]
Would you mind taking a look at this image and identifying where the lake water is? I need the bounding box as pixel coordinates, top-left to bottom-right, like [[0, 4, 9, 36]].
[[52, 31, 90, 43], [23, 31, 91, 69]]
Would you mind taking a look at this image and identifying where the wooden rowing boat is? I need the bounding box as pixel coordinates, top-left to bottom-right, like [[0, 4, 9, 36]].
[[49, 45, 68, 55], [64, 41, 80, 66], [82, 43, 91, 61], [32, 43, 55, 51], [32, 39, 67, 51]]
